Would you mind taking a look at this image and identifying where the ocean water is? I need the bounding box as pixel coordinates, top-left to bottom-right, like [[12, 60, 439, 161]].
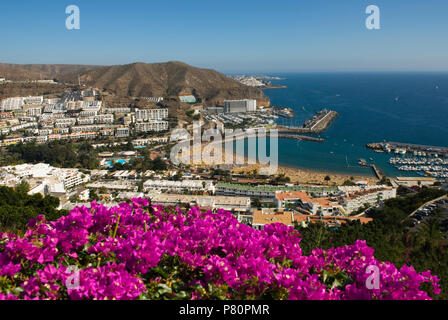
[[243, 73, 448, 177]]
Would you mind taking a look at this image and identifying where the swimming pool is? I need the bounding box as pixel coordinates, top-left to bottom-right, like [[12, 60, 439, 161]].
[[105, 159, 128, 168]]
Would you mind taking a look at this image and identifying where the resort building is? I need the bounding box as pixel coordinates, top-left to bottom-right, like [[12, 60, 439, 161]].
[[143, 180, 214, 193], [215, 182, 337, 199], [224, 99, 257, 113], [340, 187, 397, 214], [275, 191, 343, 216], [0, 163, 90, 195], [149, 194, 251, 213]]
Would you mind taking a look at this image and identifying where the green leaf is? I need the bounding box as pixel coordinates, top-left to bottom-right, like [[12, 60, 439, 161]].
[[157, 283, 172, 295]]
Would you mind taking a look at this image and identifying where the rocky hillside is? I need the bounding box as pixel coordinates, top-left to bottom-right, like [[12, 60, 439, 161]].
[[0, 63, 96, 81], [0, 62, 269, 106]]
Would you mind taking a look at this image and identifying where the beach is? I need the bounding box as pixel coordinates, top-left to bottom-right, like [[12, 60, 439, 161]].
[[181, 140, 379, 186], [231, 163, 379, 186]]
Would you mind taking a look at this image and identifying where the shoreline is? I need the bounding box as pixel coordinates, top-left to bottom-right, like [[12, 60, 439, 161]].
[[228, 153, 379, 186], [187, 141, 380, 186]]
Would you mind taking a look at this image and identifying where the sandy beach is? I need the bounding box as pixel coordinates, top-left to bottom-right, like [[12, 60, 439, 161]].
[[230, 163, 378, 186], [177, 140, 379, 186]]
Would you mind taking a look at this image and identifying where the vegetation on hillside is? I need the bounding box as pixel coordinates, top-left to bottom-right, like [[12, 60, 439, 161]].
[[297, 187, 448, 299], [0, 184, 66, 233], [2, 141, 99, 169]]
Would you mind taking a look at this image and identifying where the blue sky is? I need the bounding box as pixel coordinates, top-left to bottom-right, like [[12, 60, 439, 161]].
[[0, 0, 447, 73]]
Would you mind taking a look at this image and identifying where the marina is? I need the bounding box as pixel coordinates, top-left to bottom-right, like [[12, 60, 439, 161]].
[[389, 157, 448, 179], [367, 142, 448, 179], [367, 141, 448, 158]]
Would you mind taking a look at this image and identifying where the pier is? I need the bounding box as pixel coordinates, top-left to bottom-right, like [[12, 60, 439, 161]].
[[278, 109, 338, 134], [278, 134, 324, 142], [371, 164, 385, 180]]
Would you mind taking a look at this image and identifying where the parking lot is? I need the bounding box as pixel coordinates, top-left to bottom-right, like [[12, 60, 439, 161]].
[[410, 198, 448, 233]]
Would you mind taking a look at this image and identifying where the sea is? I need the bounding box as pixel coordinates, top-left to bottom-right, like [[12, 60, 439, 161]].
[[238, 72, 448, 177]]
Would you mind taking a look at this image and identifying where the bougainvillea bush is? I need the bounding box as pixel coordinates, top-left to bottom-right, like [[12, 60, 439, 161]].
[[0, 198, 441, 300]]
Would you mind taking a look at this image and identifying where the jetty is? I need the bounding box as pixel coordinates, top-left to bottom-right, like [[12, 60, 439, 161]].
[[278, 109, 338, 134], [278, 134, 324, 142], [371, 164, 385, 180]]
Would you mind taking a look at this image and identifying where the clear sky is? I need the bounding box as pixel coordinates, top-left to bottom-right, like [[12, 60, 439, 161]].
[[0, 0, 447, 73]]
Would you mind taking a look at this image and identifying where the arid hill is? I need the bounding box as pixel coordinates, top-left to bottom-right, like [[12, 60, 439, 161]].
[[0, 63, 97, 81], [0, 62, 269, 106]]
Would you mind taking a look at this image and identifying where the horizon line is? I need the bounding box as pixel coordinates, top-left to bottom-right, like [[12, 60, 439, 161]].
[[1, 61, 448, 75]]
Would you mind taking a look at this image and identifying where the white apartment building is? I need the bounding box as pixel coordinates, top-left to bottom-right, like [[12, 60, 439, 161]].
[[103, 107, 131, 114], [61, 170, 90, 189], [44, 104, 66, 113], [0, 97, 24, 111], [275, 191, 342, 216], [135, 121, 169, 132], [135, 108, 168, 121], [24, 106, 43, 117], [149, 194, 251, 212], [95, 114, 114, 124], [81, 101, 102, 112], [77, 117, 95, 125], [55, 118, 77, 128], [100, 128, 115, 136], [18, 116, 37, 123], [54, 127, 70, 134], [341, 187, 397, 214], [23, 96, 43, 105], [0, 163, 90, 195], [143, 180, 214, 193], [38, 129, 53, 136], [71, 124, 110, 133], [115, 127, 130, 138], [10, 122, 38, 132], [79, 111, 98, 117]]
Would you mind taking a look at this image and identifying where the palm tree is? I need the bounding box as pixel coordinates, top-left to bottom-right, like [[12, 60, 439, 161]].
[[418, 212, 444, 247]]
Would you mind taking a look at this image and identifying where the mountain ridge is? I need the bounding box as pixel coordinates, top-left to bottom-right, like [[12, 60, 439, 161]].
[[0, 62, 269, 106]]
